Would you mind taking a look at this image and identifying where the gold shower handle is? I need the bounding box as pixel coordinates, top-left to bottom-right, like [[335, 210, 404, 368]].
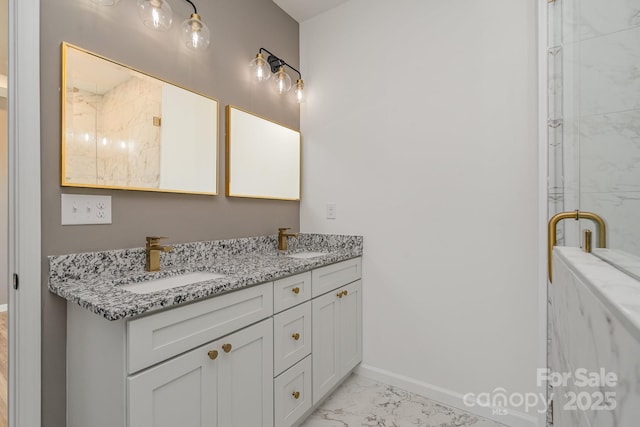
[[548, 210, 606, 283]]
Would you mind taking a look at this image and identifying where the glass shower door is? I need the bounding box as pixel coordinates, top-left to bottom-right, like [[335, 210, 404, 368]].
[[548, 0, 640, 262]]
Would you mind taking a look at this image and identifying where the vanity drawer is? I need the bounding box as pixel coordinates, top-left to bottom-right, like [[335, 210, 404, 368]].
[[311, 257, 361, 297], [127, 282, 273, 374], [274, 355, 312, 427], [273, 272, 311, 313], [274, 301, 311, 376]]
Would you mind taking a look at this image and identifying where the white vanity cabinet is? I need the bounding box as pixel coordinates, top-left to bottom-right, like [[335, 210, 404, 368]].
[[66, 257, 362, 427], [312, 279, 362, 404], [67, 282, 274, 427], [128, 318, 273, 427]]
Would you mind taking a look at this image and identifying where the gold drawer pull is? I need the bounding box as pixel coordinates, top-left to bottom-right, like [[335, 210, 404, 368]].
[[292, 391, 300, 399], [291, 287, 300, 294], [343, 290, 348, 296], [207, 350, 218, 360], [222, 343, 232, 353], [292, 333, 300, 341], [337, 291, 344, 298]]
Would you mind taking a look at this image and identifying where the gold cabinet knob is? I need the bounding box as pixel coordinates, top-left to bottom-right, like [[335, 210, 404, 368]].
[[291, 287, 300, 295], [292, 333, 300, 341], [343, 290, 348, 296], [207, 350, 218, 360], [222, 343, 232, 353], [292, 391, 300, 399], [337, 291, 343, 298]]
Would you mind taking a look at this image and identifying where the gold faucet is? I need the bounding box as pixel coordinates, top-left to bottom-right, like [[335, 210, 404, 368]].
[[146, 236, 173, 272], [278, 228, 299, 251]]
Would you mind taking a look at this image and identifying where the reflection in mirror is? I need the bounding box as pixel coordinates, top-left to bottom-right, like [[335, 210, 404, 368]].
[[61, 43, 219, 194], [226, 106, 301, 200]]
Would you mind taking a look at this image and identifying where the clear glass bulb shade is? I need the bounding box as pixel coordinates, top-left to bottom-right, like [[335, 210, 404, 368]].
[[91, 0, 120, 5], [182, 14, 210, 50], [137, 0, 173, 32], [295, 79, 304, 103], [249, 53, 271, 82], [273, 67, 292, 94]]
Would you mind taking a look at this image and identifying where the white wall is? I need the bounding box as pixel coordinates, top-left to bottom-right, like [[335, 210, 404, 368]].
[[300, 0, 540, 423]]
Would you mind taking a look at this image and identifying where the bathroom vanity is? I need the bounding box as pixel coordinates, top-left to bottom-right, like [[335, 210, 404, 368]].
[[49, 234, 363, 427]]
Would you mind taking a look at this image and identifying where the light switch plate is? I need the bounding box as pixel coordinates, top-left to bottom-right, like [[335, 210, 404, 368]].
[[326, 202, 337, 219], [61, 194, 112, 225]]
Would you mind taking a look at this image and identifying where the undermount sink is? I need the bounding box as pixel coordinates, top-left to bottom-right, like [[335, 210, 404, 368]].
[[120, 271, 226, 294], [286, 251, 327, 259]]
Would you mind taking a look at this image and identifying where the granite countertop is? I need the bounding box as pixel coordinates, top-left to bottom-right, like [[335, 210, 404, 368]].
[[555, 247, 640, 342], [48, 233, 363, 321]]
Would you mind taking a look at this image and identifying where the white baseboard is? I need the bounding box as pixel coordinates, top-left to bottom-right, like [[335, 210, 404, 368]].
[[0, 304, 7, 312], [356, 364, 539, 427]]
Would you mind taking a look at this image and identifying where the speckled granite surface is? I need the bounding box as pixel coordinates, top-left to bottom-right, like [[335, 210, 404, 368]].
[[48, 233, 363, 321]]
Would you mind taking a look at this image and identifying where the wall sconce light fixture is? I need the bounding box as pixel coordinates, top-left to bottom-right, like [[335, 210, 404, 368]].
[[137, 0, 173, 31], [250, 48, 304, 103], [94, 0, 211, 51], [181, 9, 211, 51]]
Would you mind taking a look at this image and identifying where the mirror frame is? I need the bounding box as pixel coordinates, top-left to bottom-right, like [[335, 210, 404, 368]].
[[60, 42, 220, 195], [225, 105, 301, 201]]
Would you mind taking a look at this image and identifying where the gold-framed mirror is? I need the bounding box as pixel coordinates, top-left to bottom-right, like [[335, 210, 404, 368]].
[[61, 42, 219, 195], [226, 106, 301, 200]]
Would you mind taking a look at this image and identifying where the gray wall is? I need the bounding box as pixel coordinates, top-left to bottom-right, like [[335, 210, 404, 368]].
[[40, 1, 299, 425]]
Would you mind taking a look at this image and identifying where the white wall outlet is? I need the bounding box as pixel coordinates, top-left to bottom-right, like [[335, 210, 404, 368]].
[[326, 202, 337, 219], [61, 194, 112, 225]]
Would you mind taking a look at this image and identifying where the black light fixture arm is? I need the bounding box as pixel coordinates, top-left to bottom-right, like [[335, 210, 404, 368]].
[[259, 47, 302, 80], [182, 0, 197, 14]]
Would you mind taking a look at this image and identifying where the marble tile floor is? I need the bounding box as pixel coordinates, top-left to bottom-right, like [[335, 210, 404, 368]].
[[300, 374, 508, 427]]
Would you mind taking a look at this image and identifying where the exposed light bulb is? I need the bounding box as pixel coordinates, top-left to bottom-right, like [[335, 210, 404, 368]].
[[249, 53, 271, 82], [295, 79, 304, 103], [273, 67, 292, 95], [181, 13, 211, 51], [137, 0, 173, 31]]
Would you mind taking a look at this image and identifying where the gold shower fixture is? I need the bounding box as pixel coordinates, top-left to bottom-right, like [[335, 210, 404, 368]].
[[547, 210, 607, 282]]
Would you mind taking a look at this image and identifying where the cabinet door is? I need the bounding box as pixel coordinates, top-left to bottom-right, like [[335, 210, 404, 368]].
[[274, 301, 312, 376], [339, 280, 362, 374], [312, 289, 341, 404], [217, 318, 274, 427], [128, 342, 218, 427], [274, 356, 312, 427]]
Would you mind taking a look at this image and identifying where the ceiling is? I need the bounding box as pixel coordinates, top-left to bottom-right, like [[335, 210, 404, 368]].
[[272, 0, 350, 22]]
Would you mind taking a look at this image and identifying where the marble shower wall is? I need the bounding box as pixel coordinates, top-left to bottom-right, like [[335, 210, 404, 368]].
[[550, 248, 640, 426], [65, 75, 162, 188], [558, 0, 640, 256], [64, 87, 99, 184], [98, 75, 162, 188]]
